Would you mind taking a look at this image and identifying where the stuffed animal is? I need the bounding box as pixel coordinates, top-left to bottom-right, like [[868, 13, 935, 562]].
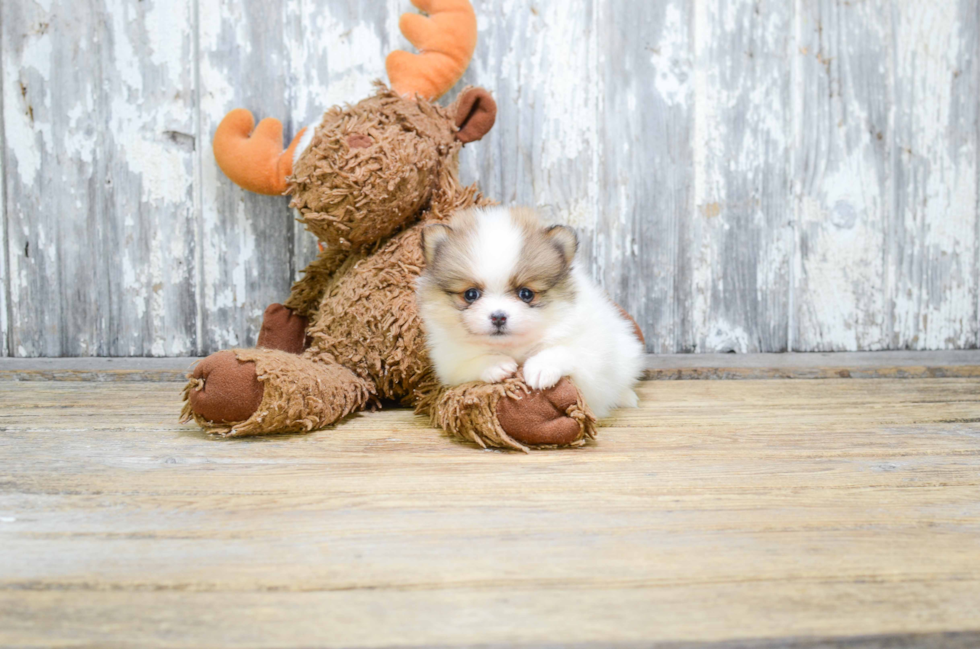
[[181, 0, 639, 450]]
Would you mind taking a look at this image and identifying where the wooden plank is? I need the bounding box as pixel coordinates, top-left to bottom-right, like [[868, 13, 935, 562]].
[[689, 0, 794, 353], [457, 0, 599, 280], [1, 379, 979, 646], [0, 26, 6, 359], [794, 0, 892, 351], [594, 0, 692, 353], [890, 1, 979, 349], [197, 0, 295, 354], [101, 0, 199, 356], [2, 1, 105, 356], [0, 356, 198, 382], [643, 349, 980, 380], [1, 0, 199, 357]]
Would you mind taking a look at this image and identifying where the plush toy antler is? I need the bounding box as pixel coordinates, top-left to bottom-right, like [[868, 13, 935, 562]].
[[212, 110, 307, 196], [386, 0, 478, 100]]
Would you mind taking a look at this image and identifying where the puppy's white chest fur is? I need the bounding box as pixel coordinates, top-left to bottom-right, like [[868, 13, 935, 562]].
[[416, 207, 644, 418]]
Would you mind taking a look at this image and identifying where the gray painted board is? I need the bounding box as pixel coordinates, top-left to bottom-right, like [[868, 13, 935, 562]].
[[1, 35, 6, 357], [2, 0, 978, 356], [595, 0, 692, 354], [689, 0, 794, 353], [2, 0, 198, 357], [890, 0, 978, 350], [794, 0, 893, 351]]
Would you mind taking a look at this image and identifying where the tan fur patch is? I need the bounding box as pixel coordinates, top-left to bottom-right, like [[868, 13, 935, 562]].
[[420, 208, 480, 295], [509, 209, 576, 304]]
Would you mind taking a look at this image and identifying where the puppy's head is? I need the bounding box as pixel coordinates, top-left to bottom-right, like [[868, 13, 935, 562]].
[[417, 207, 577, 347]]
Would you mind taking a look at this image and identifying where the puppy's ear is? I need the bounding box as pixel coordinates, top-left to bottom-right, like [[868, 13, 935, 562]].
[[421, 224, 453, 265], [546, 225, 578, 266]]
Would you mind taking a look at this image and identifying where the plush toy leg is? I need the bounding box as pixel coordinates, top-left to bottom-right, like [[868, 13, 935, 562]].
[[257, 304, 310, 354], [419, 376, 596, 452], [182, 349, 374, 436]]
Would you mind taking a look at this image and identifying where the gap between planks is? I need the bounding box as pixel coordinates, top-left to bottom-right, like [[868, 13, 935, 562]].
[[0, 350, 978, 382]]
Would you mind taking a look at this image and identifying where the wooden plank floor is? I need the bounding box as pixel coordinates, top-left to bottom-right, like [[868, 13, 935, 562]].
[[1, 379, 979, 647]]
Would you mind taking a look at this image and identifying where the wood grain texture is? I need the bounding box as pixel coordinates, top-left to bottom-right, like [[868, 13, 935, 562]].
[[794, 0, 979, 351], [3, 1, 102, 357], [1, 0, 199, 357], [595, 0, 692, 354], [890, 1, 979, 349], [691, 0, 794, 353], [2, 0, 980, 356], [6, 350, 980, 382], [0, 43, 7, 358], [1, 379, 979, 646], [197, 0, 296, 353], [794, 0, 892, 351]]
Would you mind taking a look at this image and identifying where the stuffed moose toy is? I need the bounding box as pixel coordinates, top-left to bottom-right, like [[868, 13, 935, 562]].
[[182, 0, 639, 450]]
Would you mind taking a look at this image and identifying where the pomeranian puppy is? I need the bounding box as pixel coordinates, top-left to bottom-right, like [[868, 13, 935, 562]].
[[416, 206, 644, 418]]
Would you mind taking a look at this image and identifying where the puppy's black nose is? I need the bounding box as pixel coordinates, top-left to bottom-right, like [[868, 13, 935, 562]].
[[490, 311, 508, 328]]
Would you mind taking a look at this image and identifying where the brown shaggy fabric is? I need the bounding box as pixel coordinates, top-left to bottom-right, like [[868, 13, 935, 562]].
[[288, 85, 461, 251], [257, 304, 310, 354], [183, 84, 600, 449], [182, 348, 374, 437]]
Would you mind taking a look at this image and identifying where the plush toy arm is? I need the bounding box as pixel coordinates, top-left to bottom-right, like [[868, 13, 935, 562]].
[[213, 109, 307, 196], [282, 246, 352, 318], [417, 374, 596, 452]]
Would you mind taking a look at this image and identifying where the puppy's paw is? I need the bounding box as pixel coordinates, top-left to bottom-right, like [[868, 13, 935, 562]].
[[523, 357, 564, 391], [481, 358, 518, 383]]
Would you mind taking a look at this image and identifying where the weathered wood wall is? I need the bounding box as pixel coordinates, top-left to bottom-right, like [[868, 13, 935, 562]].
[[1, 0, 977, 357]]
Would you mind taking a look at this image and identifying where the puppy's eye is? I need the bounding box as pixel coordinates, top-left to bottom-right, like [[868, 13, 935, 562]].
[[518, 288, 535, 303], [463, 288, 482, 303]]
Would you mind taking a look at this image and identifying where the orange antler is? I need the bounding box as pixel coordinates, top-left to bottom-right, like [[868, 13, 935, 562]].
[[212, 109, 307, 196], [386, 0, 478, 101]]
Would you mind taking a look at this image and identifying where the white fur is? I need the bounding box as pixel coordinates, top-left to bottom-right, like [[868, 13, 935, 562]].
[[418, 207, 644, 419]]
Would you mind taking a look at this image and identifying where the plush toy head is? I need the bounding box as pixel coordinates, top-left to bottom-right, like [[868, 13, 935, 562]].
[[288, 85, 496, 251], [211, 0, 496, 252]]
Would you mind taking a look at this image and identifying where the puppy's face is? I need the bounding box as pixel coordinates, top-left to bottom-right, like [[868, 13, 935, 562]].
[[418, 207, 577, 347]]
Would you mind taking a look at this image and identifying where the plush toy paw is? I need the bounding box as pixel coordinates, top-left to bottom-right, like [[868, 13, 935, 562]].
[[480, 357, 518, 383], [522, 356, 564, 390], [186, 351, 264, 424], [257, 304, 310, 354], [495, 377, 585, 446]]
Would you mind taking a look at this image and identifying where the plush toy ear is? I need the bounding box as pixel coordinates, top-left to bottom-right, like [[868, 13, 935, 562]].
[[421, 223, 453, 265], [546, 225, 578, 266], [453, 87, 497, 144]]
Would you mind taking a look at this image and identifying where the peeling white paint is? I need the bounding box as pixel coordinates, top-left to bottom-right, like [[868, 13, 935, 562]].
[[2, 0, 978, 356], [3, 29, 52, 187], [652, 4, 689, 107], [535, 2, 594, 172]]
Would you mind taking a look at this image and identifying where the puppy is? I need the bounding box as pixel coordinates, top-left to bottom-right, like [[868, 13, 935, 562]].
[[416, 206, 644, 418]]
